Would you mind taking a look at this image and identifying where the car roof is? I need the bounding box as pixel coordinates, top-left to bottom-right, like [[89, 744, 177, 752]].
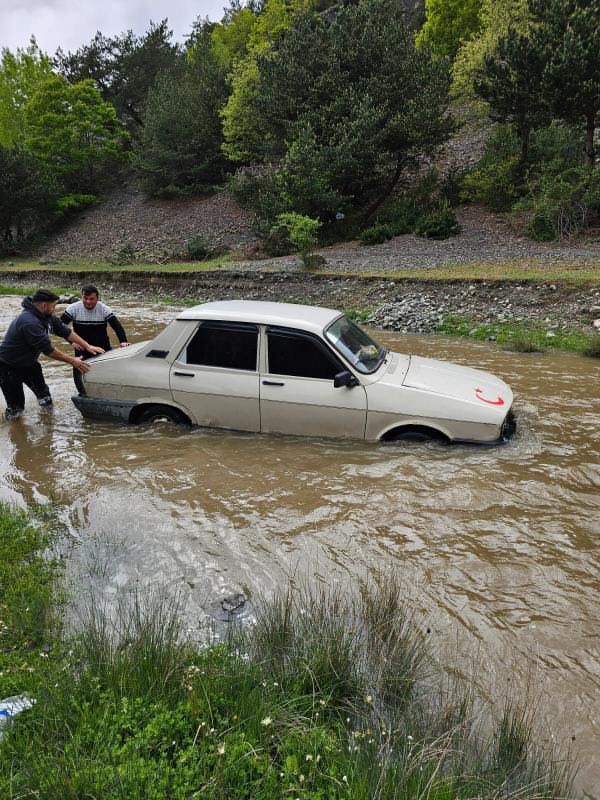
[[176, 300, 343, 334]]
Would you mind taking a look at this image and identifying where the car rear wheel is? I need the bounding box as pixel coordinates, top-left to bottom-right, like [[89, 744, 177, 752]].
[[135, 404, 190, 426]]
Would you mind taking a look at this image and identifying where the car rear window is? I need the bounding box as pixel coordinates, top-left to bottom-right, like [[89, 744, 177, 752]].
[[184, 322, 258, 371]]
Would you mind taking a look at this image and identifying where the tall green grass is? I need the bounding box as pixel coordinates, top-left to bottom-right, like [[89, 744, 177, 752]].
[[0, 545, 575, 799]]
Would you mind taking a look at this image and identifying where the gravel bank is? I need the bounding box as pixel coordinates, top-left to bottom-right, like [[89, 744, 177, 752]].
[[2, 271, 599, 335]]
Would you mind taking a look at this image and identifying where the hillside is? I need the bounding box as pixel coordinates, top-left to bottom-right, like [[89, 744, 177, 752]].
[[35, 183, 259, 264]]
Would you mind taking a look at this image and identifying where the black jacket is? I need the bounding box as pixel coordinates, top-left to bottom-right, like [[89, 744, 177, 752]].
[[0, 297, 72, 367]]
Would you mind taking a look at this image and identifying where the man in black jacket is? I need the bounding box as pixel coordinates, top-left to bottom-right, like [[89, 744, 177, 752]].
[[60, 284, 128, 394], [0, 289, 104, 421]]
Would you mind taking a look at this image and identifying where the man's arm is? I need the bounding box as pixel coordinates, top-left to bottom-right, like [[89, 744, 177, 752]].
[[66, 331, 104, 356], [47, 347, 92, 374], [107, 313, 129, 347]]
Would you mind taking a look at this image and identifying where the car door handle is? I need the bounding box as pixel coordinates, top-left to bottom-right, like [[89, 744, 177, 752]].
[[174, 371, 195, 377], [262, 380, 285, 386]]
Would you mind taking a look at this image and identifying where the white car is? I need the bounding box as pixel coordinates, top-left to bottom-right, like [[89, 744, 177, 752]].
[[72, 300, 516, 444]]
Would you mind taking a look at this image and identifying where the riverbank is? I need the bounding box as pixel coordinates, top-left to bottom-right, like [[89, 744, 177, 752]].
[[2, 268, 600, 338], [0, 502, 576, 799]]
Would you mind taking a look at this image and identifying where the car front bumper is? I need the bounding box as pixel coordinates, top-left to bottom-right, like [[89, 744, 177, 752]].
[[71, 395, 136, 423]]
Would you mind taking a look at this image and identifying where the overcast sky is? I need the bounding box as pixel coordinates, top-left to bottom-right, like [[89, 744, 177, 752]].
[[1, 0, 228, 56]]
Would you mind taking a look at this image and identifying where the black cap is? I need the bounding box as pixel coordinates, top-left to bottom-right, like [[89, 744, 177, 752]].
[[32, 289, 60, 303]]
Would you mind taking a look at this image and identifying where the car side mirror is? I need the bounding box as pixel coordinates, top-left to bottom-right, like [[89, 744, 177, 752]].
[[334, 370, 359, 388]]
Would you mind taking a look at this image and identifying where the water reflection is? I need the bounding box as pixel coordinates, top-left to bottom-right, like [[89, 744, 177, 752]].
[[1, 295, 599, 795]]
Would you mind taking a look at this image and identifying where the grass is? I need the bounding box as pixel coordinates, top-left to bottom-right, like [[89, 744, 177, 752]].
[[0, 506, 576, 799], [437, 316, 600, 357], [0, 284, 74, 297], [1, 257, 599, 284], [0, 255, 237, 274]]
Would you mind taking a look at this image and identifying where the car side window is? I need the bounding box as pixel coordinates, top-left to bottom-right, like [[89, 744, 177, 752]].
[[184, 322, 258, 370], [267, 327, 343, 379]]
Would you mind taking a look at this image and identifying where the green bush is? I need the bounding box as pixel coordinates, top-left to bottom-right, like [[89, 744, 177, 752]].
[[227, 168, 285, 235], [53, 193, 97, 218], [186, 234, 210, 260], [461, 125, 522, 211], [516, 166, 591, 241], [270, 213, 322, 266], [360, 222, 395, 245], [414, 202, 460, 239]]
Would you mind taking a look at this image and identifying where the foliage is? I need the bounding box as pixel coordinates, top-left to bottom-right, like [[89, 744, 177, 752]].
[[0, 503, 63, 699], [461, 125, 523, 210], [0, 38, 54, 149], [475, 28, 550, 164], [55, 21, 181, 133], [186, 235, 210, 260], [437, 315, 599, 354], [270, 212, 321, 264], [53, 193, 97, 217], [0, 147, 58, 252], [414, 202, 461, 239], [416, 0, 484, 60], [451, 0, 529, 103], [23, 74, 129, 193], [232, 0, 451, 223], [360, 223, 395, 245], [515, 166, 599, 241], [0, 564, 575, 799], [582, 334, 600, 358], [210, 5, 256, 70], [529, 0, 600, 165], [221, 0, 313, 162], [134, 29, 230, 196]]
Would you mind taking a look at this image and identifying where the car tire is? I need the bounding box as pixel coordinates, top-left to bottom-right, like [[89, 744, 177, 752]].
[[385, 426, 447, 443], [136, 404, 189, 426]]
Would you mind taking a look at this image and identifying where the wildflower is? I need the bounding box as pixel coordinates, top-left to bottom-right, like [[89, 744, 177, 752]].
[[299, 774, 305, 783], [407, 735, 414, 742], [319, 699, 326, 706], [342, 775, 348, 783], [273, 681, 279, 687], [365, 694, 372, 704], [305, 754, 313, 761], [261, 716, 272, 727], [217, 744, 225, 756]]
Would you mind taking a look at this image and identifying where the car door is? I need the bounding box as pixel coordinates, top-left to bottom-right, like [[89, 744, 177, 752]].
[[170, 321, 260, 431], [260, 326, 367, 439]]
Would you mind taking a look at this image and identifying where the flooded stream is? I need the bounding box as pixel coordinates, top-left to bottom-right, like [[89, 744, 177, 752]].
[[1, 295, 599, 796]]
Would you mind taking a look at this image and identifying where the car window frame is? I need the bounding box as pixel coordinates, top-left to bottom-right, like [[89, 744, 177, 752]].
[[177, 320, 260, 372], [265, 325, 347, 380]]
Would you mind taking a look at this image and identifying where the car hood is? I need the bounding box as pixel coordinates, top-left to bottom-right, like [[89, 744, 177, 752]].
[[401, 354, 513, 410], [88, 341, 147, 362]]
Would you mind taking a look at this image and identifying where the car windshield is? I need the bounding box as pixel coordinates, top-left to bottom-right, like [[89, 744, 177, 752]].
[[324, 315, 387, 374]]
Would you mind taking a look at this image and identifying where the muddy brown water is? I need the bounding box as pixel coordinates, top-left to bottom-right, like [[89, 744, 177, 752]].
[[1, 296, 599, 796]]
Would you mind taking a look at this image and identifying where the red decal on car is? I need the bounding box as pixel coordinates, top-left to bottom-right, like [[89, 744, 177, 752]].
[[475, 388, 504, 406]]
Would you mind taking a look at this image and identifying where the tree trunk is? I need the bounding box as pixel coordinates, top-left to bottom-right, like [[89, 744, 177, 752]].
[[364, 156, 404, 222], [585, 111, 595, 167]]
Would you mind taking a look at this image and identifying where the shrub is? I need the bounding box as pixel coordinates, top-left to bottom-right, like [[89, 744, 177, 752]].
[[186, 234, 210, 260], [461, 125, 522, 210], [227, 168, 285, 233], [360, 222, 395, 245], [52, 193, 97, 218], [516, 166, 591, 241], [414, 202, 461, 239], [270, 213, 322, 266]]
